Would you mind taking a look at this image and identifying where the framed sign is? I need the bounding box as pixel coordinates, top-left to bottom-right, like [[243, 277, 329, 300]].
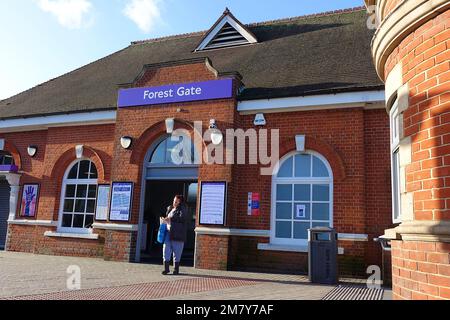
[[95, 184, 111, 221], [109, 182, 133, 222], [19, 184, 40, 218], [296, 204, 306, 219], [199, 181, 227, 226]]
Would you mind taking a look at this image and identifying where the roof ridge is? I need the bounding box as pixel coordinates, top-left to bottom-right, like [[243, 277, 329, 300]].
[[130, 6, 366, 46]]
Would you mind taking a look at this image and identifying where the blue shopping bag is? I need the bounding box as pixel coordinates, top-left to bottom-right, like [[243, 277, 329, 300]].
[[157, 223, 167, 244]]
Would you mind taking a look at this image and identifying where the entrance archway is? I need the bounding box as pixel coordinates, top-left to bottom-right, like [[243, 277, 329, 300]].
[[137, 134, 199, 265], [0, 178, 10, 250]]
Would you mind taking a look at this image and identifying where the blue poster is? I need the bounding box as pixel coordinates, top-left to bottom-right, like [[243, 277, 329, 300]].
[[109, 182, 133, 221]]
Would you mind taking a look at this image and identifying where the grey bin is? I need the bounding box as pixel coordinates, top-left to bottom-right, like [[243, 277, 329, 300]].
[[308, 227, 338, 285]]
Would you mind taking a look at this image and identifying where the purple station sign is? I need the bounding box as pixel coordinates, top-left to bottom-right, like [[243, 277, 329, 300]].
[[118, 79, 233, 108]]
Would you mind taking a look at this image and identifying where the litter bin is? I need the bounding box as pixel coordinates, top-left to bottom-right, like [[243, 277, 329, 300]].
[[308, 227, 338, 285]]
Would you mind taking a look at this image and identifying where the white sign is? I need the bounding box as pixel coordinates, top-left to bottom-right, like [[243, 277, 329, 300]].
[[199, 182, 227, 225], [95, 185, 110, 221], [109, 182, 133, 222], [296, 204, 306, 219]]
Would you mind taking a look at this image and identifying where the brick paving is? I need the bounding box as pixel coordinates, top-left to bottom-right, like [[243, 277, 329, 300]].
[[0, 252, 390, 300]]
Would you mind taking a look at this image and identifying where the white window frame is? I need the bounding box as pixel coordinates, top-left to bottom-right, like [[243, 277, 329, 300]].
[[57, 158, 98, 234], [271, 150, 334, 246], [390, 99, 402, 224]]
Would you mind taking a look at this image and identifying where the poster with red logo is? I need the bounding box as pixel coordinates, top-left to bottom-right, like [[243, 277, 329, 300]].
[[247, 192, 261, 216]]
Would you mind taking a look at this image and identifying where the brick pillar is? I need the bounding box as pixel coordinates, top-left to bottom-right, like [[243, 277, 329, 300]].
[[366, 0, 450, 300]]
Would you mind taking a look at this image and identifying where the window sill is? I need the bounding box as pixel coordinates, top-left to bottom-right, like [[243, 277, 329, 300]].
[[44, 231, 99, 240], [257, 243, 309, 253], [258, 243, 345, 255]]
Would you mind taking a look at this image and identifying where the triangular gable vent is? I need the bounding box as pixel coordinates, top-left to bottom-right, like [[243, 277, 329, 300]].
[[196, 8, 258, 51]]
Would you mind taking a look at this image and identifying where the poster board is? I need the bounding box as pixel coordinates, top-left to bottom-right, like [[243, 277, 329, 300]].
[[95, 184, 111, 221], [199, 181, 227, 226], [19, 184, 40, 218], [109, 182, 133, 222]]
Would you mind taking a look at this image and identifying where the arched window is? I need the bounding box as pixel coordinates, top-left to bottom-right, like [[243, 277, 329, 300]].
[[58, 159, 98, 233], [149, 134, 196, 165], [0, 151, 14, 166], [271, 151, 333, 246]]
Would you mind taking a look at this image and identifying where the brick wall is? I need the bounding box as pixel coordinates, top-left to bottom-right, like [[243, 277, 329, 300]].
[[195, 234, 230, 270], [391, 240, 450, 299], [381, 5, 450, 300]]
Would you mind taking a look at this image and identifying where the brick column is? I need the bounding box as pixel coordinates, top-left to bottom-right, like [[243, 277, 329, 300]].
[[366, 0, 450, 300]]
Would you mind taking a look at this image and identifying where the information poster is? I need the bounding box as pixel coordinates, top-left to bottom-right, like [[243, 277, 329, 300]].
[[109, 182, 133, 222], [199, 182, 227, 225], [20, 184, 39, 218], [247, 192, 261, 216], [296, 204, 306, 219], [95, 185, 110, 221]]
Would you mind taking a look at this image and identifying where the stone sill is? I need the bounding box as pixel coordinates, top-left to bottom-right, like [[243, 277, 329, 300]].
[[258, 243, 345, 255], [44, 231, 99, 240]]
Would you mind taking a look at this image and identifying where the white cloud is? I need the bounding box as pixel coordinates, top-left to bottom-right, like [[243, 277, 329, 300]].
[[123, 0, 162, 33], [35, 0, 93, 29]]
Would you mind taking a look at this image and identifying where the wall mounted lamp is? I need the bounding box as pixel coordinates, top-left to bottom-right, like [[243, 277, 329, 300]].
[[27, 145, 38, 157], [120, 136, 133, 149], [209, 119, 223, 145]]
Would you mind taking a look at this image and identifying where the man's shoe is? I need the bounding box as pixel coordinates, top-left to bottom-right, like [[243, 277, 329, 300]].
[[162, 261, 170, 275], [173, 262, 180, 275]]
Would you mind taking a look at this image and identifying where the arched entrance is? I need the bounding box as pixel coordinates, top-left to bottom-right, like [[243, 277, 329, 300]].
[[138, 134, 199, 265], [0, 178, 10, 250], [0, 151, 15, 250]]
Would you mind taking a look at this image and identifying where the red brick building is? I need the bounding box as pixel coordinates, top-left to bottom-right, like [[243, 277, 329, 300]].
[[0, 8, 394, 277], [365, 0, 450, 299]]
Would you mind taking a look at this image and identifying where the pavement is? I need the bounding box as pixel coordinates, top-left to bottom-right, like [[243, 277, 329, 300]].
[[0, 251, 391, 300]]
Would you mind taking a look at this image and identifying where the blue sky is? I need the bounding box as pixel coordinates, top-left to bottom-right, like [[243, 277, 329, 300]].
[[0, 0, 364, 100]]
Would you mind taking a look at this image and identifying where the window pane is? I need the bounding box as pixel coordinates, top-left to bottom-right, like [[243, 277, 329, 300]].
[[63, 199, 74, 213], [295, 154, 311, 177], [78, 161, 90, 179], [150, 141, 166, 164], [313, 185, 330, 201], [89, 164, 98, 179], [294, 222, 310, 239], [62, 214, 73, 227], [73, 215, 84, 228], [276, 221, 292, 238], [276, 185, 292, 201], [277, 157, 293, 177], [313, 156, 329, 177], [86, 200, 95, 214], [65, 185, 76, 198], [294, 184, 310, 201], [67, 163, 78, 179], [84, 215, 94, 228], [393, 151, 400, 221], [294, 203, 310, 220], [74, 200, 86, 213], [312, 203, 330, 221], [76, 185, 88, 198], [88, 185, 97, 198], [276, 203, 292, 220]]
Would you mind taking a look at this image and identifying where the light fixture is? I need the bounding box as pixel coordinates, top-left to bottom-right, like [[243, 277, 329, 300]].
[[75, 145, 84, 159], [209, 119, 223, 145], [165, 118, 175, 134], [120, 136, 133, 149], [27, 145, 38, 157], [296, 135, 306, 152], [254, 113, 266, 126], [0, 139, 4, 151]]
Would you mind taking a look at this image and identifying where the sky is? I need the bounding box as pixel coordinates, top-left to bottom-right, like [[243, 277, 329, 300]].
[[0, 0, 364, 100]]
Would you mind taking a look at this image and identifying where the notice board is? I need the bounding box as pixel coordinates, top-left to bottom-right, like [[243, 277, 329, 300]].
[[199, 182, 227, 226]]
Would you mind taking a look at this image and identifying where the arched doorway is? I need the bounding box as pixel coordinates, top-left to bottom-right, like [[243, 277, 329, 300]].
[[0, 151, 14, 250], [138, 134, 199, 265]]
